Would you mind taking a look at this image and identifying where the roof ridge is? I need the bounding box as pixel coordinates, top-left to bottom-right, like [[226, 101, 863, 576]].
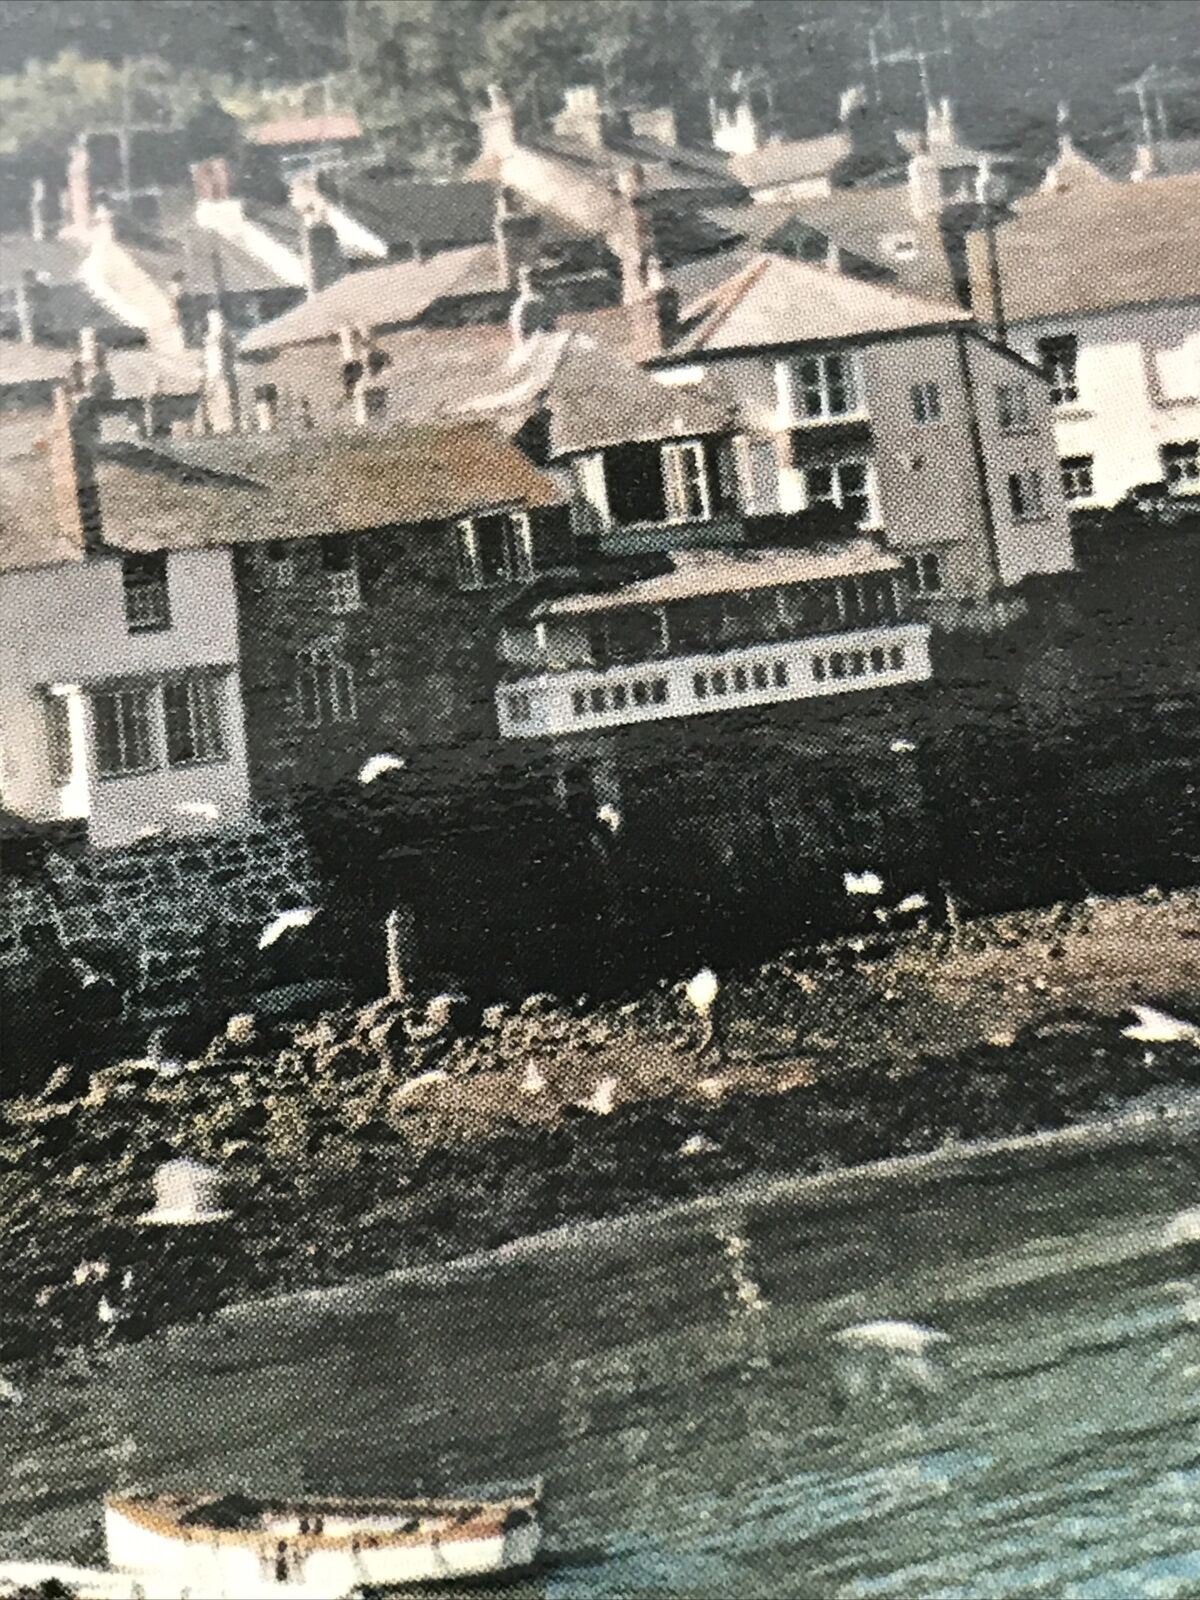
[[688, 253, 774, 345]]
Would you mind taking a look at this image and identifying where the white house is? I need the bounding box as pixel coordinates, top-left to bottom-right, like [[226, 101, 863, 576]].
[[967, 173, 1200, 510], [0, 402, 251, 848]]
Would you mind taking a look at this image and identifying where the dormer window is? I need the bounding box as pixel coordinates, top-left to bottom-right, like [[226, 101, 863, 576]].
[[320, 534, 362, 612], [1037, 334, 1079, 406], [778, 352, 858, 422], [456, 511, 533, 588], [122, 553, 171, 633]]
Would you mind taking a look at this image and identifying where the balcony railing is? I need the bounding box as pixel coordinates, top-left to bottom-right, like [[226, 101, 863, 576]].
[[496, 621, 932, 738]]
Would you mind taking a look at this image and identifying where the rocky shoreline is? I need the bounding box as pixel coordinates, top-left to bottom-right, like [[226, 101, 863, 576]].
[[2, 887, 1199, 1373]]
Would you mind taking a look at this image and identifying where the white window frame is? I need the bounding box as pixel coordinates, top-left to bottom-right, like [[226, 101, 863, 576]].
[[121, 554, 171, 634], [1060, 455, 1094, 501], [1161, 440, 1199, 490], [902, 551, 944, 595], [1038, 333, 1079, 407], [321, 536, 362, 614], [777, 350, 859, 423], [455, 511, 534, 588], [162, 672, 227, 767], [661, 440, 712, 523], [802, 459, 878, 527], [91, 685, 157, 778], [296, 645, 357, 727], [42, 692, 75, 787], [910, 381, 942, 425], [1008, 469, 1047, 521]]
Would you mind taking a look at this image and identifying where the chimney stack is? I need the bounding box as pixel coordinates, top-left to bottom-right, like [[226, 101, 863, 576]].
[[476, 84, 517, 165], [710, 74, 765, 156], [643, 257, 680, 352], [494, 187, 542, 290], [15, 269, 48, 344], [50, 387, 103, 553], [302, 211, 343, 295], [77, 326, 114, 399], [64, 141, 91, 235], [509, 264, 556, 347], [614, 163, 653, 305], [202, 307, 241, 434], [629, 107, 678, 148], [29, 177, 46, 241], [555, 85, 607, 150], [191, 156, 231, 204], [253, 382, 279, 433]]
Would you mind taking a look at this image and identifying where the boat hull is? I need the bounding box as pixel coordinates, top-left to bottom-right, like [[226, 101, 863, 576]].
[[104, 1497, 542, 1598]]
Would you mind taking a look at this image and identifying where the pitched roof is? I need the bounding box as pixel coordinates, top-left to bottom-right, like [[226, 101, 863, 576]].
[[248, 113, 362, 147], [319, 174, 499, 248], [726, 132, 852, 191], [525, 131, 737, 194], [1151, 138, 1200, 178], [0, 411, 81, 571], [115, 214, 298, 297], [536, 540, 900, 616], [239, 245, 502, 352], [0, 236, 87, 289], [90, 421, 563, 553], [664, 251, 968, 355], [968, 173, 1200, 323]]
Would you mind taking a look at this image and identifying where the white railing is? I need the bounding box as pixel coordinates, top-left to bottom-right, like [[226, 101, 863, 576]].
[[496, 621, 932, 738]]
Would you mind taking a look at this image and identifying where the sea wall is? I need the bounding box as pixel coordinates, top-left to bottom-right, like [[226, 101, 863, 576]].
[[0, 808, 318, 1041]]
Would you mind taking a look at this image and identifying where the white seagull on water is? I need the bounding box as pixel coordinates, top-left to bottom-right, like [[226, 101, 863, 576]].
[[258, 906, 319, 949], [835, 1320, 949, 1357], [1122, 1006, 1200, 1045], [358, 753, 406, 784], [844, 870, 884, 897], [685, 968, 719, 1017]]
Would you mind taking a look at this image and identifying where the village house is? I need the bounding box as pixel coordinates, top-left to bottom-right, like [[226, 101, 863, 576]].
[[591, 251, 1077, 622], [966, 173, 1200, 511], [0, 396, 251, 850]]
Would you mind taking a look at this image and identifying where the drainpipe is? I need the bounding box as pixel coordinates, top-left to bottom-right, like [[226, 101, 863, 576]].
[[978, 167, 1007, 342], [954, 328, 1003, 590]]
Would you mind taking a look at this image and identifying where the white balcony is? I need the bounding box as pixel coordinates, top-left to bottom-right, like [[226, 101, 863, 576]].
[[496, 621, 932, 739]]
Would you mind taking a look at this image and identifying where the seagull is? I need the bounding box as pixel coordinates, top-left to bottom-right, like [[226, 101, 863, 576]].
[[890, 738, 917, 754], [258, 906, 318, 949], [0, 1376, 22, 1406], [393, 1068, 449, 1101], [72, 1258, 109, 1286], [1164, 1209, 1200, 1247], [679, 1133, 719, 1157], [69, 957, 101, 988], [596, 803, 623, 835], [96, 1295, 120, 1328], [359, 753, 406, 784], [176, 800, 220, 821], [685, 968, 719, 1017], [143, 1027, 185, 1077], [834, 1320, 949, 1356], [133, 823, 167, 842], [844, 870, 884, 896], [1122, 1005, 1200, 1045], [895, 893, 929, 915], [521, 1060, 546, 1094], [581, 1076, 617, 1116]]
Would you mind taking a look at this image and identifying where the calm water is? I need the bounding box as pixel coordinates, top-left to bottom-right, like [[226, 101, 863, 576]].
[[3, 1117, 1200, 1599]]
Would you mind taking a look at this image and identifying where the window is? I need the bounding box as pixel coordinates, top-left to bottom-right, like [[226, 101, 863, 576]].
[[870, 647, 885, 672], [752, 663, 769, 689], [651, 677, 667, 704], [733, 665, 748, 692], [1008, 470, 1046, 521], [804, 460, 875, 527], [456, 512, 533, 587], [571, 689, 586, 717], [263, 539, 295, 586], [361, 386, 388, 422], [506, 691, 533, 724], [830, 652, 846, 680], [122, 554, 170, 633], [889, 645, 905, 669], [662, 441, 712, 522], [781, 351, 858, 420], [587, 609, 666, 667], [996, 383, 1031, 431], [163, 674, 226, 766], [92, 686, 155, 776], [1060, 455, 1094, 500], [902, 552, 943, 594], [1161, 441, 1199, 489], [43, 695, 73, 785], [1037, 334, 1079, 406], [910, 382, 942, 424], [711, 670, 728, 695], [693, 673, 708, 698], [812, 656, 826, 681], [590, 686, 607, 713], [296, 645, 357, 726], [772, 661, 788, 687], [605, 440, 667, 523], [321, 535, 362, 612]]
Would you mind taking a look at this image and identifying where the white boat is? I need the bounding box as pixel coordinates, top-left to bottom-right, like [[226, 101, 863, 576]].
[[0, 1483, 544, 1600]]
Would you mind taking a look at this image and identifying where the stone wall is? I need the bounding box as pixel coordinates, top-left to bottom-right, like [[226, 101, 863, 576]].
[[0, 808, 318, 1022]]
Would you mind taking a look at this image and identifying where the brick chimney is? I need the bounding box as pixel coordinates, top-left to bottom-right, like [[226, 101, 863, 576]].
[[643, 257, 680, 352], [64, 141, 91, 235], [191, 156, 231, 203], [907, 137, 941, 221], [15, 269, 48, 344], [476, 84, 517, 164], [509, 265, 556, 346], [202, 308, 241, 434], [302, 212, 343, 294], [50, 387, 103, 553], [629, 107, 678, 147], [555, 85, 607, 150], [494, 187, 542, 290], [29, 177, 46, 241], [710, 75, 765, 156], [614, 164, 653, 305]]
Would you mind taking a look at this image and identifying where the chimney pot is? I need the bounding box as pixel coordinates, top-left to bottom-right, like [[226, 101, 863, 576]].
[[50, 387, 103, 552], [202, 307, 241, 433], [16, 268, 47, 344]]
